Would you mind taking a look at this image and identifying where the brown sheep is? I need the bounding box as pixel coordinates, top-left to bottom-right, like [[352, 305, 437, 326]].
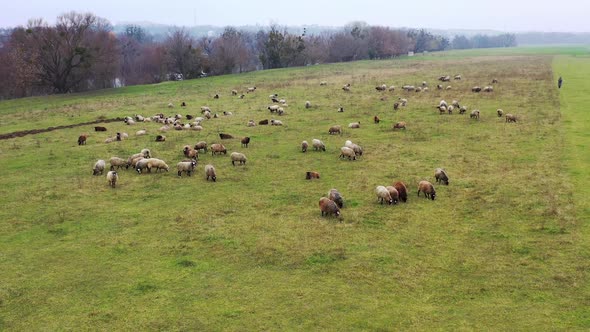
[[393, 122, 406, 130], [319, 197, 341, 217], [205, 164, 217, 182], [194, 141, 207, 153], [385, 186, 399, 204], [393, 181, 408, 203], [94, 126, 107, 132], [301, 141, 309, 153], [497, 109, 504, 117], [417, 181, 436, 200], [241, 136, 250, 148], [393, 102, 400, 110], [435, 168, 449, 185], [374, 115, 380, 124], [328, 189, 344, 208], [219, 133, 234, 140], [505, 114, 517, 123], [210, 143, 227, 155], [183, 145, 199, 159], [155, 135, 166, 142], [78, 134, 88, 145], [328, 125, 342, 135], [259, 119, 269, 125], [306, 171, 320, 180]]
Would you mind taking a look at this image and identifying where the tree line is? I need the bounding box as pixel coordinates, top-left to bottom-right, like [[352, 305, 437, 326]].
[[0, 12, 516, 100]]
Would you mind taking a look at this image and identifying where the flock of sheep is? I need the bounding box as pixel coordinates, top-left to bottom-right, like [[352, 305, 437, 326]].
[[81, 73, 516, 220]]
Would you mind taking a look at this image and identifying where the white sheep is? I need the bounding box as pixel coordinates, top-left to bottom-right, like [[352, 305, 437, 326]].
[[375, 186, 393, 204], [312, 139, 325, 151], [348, 122, 360, 129], [340, 147, 356, 160], [106, 171, 118, 188], [136, 129, 147, 136], [230, 152, 247, 166], [93, 160, 106, 176], [270, 119, 283, 126], [109, 157, 126, 170], [205, 164, 217, 181], [177, 160, 197, 177]]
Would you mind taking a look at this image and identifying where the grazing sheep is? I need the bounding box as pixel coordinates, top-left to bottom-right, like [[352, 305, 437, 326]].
[[340, 147, 356, 160], [422, 81, 427, 87], [247, 120, 256, 127], [136, 158, 154, 173], [268, 105, 280, 113], [301, 141, 309, 152], [492, 79, 499, 84], [338, 107, 344, 112], [129, 156, 144, 170], [177, 160, 197, 177], [375, 84, 387, 91], [181, 102, 187, 107], [418, 181, 436, 200], [375, 186, 393, 205], [240, 94, 245, 99], [454, 74, 462, 80], [348, 122, 360, 129], [312, 139, 326, 151], [140, 149, 151, 158], [135, 114, 145, 122], [459, 106, 468, 115], [505, 114, 517, 123], [306, 171, 320, 180], [159, 125, 170, 132], [374, 115, 380, 124], [146, 158, 169, 173], [439, 100, 448, 108], [183, 145, 199, 159], [393, 121, 406, 130], [231, 89, 238, 95], [223, 111, 233, 116], [241, 137, 250, 148], [213, 94, 219, 99], [109, 157, 126, 170], [439, 75, 451, 82], [496, 109, 504, 117], [279, 99, 287, 105], [393, 181, 408, 202], [156, 135, 166, 142], [329, 125, 342, 135], [398, 98, 408, 106], [438, 105, 447, 115], [272, 97, 280, 103], [210, 143, 227, 155], [259, 119, 269, 125], [436, 84, 443, 90], [423, 87, 429, 92], [191, 125, 203, 131], [388, 85, 396, 91], [93, 160, 106, 176], [393, 102, 400, 110], [319, 197, 341, 217], [483, 86, 494, 92], [205, 164, 217, 181], [219, 133, 234, 140], [472, 86, 482, 93], [104, 137, 115, 144], [415, 87, 422, 92], [124, 118, 135, 125], [247, 86, 256, 93], [194, 141, 207, 153], [402, 85, 415, 92], [94, 126, 107, 132], [385, 186, 399, 204], [345, 141, 363, 157], [447, 105, 454, 114], [277, 107, 284, 116], [328, 189, 344, 208], [106, 171, 118, 188], [201, 106, 211, 113], [168, 103, 174, 108], [78, 134, 88, 145], [305, 101, 311, 109], [435, 168, 449, 185], [342, 85, 351, 92], [452, 100, 460, 108], [270, 119, 283, 126], [470, 110, 480, 119], [320, 81, 327, 86], [136, 129, 147, 136]]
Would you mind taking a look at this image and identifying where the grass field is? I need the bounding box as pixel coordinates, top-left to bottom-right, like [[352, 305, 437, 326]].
[[0, 46, 589, 330]]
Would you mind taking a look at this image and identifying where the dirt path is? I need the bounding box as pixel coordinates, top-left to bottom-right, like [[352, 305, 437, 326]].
[[0, 117, 125, 140]]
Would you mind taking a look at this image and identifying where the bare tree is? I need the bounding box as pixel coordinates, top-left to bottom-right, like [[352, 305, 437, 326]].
[[164, 28, 204, 79]]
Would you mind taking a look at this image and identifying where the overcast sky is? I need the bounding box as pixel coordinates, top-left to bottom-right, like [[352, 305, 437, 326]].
[[1, 0, 587, 32]]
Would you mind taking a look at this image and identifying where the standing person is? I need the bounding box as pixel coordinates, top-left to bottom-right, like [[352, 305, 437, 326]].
[[558, 76, 563, 89]]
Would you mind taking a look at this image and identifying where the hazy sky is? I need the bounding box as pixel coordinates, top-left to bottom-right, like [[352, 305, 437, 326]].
[[2, 0, 587, 32]]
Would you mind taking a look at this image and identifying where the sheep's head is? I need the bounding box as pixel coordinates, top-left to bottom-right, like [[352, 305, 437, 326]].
[[431, 192, 436, 200]]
